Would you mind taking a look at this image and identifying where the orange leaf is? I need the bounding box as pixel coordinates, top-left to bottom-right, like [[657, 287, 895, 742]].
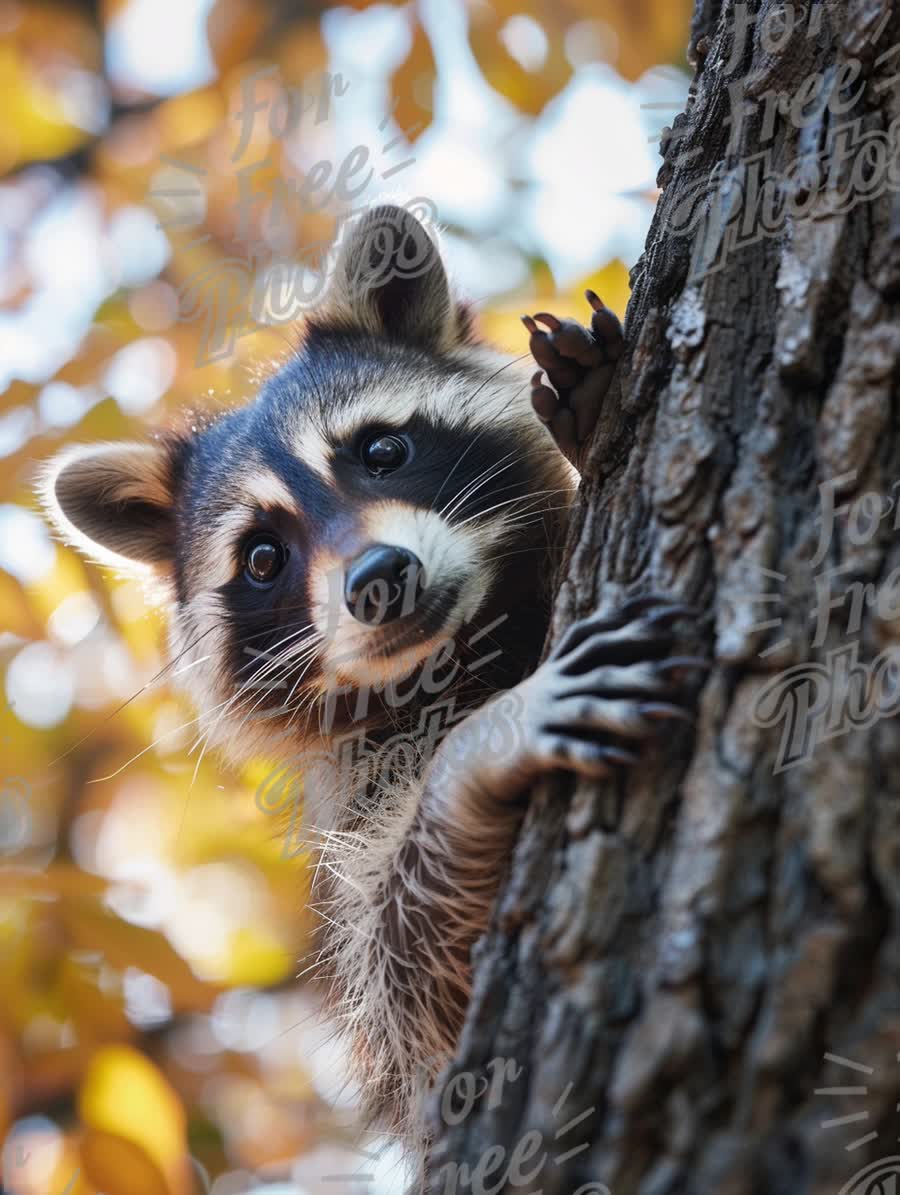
[[389, 14, 436, 141], [467, 8, 571, 116], [79, 1046, 191, 1195]]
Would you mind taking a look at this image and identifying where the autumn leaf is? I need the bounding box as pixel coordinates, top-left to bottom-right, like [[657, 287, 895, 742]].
[[389, 12, 436, 141], [206, 0, 268, 76], [467, 6, 572, 116], [79, 1047, 192, 1195], [0, 44, 89, 173]]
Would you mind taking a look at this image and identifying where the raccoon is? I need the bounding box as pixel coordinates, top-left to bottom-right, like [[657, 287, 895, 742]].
[[42, 205, 699, 1154]]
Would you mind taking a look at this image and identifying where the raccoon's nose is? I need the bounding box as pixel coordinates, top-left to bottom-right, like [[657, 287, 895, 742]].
[[344, 545, 425, 625]]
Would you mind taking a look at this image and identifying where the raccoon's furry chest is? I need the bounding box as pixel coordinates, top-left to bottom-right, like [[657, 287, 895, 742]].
[[301, 577, 549, 838]]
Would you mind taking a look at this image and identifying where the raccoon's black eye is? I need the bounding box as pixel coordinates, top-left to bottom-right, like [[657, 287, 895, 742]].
[[361, 432, 409, 476], [243, 535, 287, 586]]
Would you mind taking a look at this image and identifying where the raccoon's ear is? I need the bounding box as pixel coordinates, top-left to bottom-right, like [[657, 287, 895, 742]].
[[41, 439, 185, 570], [316, 203, 462, 350]]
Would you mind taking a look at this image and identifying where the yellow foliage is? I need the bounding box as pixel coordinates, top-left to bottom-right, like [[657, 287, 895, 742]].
[[481, 259, 631, 352], [468, 4, 573, 116], [389, 12, 437, 140], [0, 44, 89, 174], [79, 1047, 191, 1195]]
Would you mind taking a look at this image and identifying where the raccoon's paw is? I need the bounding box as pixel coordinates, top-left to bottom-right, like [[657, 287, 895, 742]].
[[522, 595, 707, 781], [432, 598, 705, 807], [522, 291, 624, 472]]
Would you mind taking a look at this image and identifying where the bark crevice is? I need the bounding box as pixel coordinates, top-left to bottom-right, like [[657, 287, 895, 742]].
[[428, 3, 900, 1193]]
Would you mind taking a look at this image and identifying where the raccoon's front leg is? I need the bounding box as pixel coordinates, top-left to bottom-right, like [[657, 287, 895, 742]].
[[523, 290, 624, 471], [430, 594, 700, 807], [358, 598, 703, 1128]]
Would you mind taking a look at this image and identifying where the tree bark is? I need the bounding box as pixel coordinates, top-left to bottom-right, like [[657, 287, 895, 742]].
[[427, 2, 900, 1192]]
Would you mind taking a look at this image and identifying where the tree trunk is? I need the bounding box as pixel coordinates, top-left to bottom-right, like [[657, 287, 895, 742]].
[[427, 2, 900, 1192]]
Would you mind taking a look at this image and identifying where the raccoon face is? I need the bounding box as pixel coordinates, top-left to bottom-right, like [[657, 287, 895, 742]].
[[42, 206, 575, 759]]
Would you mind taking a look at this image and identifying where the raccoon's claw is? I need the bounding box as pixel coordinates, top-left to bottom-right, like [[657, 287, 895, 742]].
[[533, 739, 638, 779], [521, 598, 704, 784], [586, 289, 626, 358], [550, 596, 687, 663], [524, 293, 625, 472], [637, 701, 695, 723], [654, 655, 713, 680], [531, 370, 578, 464], [437, 599, 704, 802]]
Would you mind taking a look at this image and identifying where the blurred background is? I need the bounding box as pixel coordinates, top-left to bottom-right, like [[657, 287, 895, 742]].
[[0, 1, 691, 1191]]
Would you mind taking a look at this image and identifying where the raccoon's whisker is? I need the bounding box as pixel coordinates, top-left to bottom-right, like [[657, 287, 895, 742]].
[[486, 543, 567, 563], [442, 452, 544, 527], [47, 619, 245, 770], [186, 639, 323, 795], [432, 648, 487, 695], [439, 449, 521, 520], [168, 653, 216, 677], [455, 489, 569, 528], [500, 501, 574, 527], [497, 505, 574, 534], [438, 433, 563, 545], [90, 699, 228, 782], [187, 630, 319, 752], [197, 634, 323, 751], [501, 500, 575, 521], [232, 639, 322, 720], [224, 627, 320, 706], [232, 621, 320, 678], [443, 438, 571, 523], [452, 477, 571, 514], [443, 463, 521, 523], [283, 651, 320, 711], [94, 627, 316, 782], [254, 650, 320, 731], [278, 686, 321, 744], [472, 488, 569, 521], [432, 382, 545, 513], [431, 354, 531, 505], [249, 638, 322, 702], [181, 633, 322, 769], [282, 659, 326, 729]]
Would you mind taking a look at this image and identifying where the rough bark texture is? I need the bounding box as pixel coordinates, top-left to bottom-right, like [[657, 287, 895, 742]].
[[428, 2, 900, 1192]]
